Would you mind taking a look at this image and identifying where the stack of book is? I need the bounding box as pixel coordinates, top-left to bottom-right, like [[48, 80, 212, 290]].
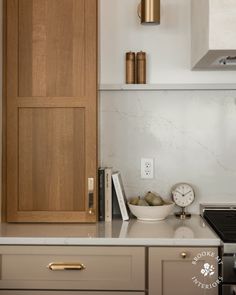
[[98, 168, 129, 221]]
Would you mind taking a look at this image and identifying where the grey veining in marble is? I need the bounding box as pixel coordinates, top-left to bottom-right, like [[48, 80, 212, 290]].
[[100, 90, 236, 214]]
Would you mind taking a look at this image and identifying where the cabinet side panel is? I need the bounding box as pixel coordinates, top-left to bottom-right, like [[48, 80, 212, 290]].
[[191, 0, 209, 68]]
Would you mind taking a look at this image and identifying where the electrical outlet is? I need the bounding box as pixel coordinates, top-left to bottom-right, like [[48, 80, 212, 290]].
[[141, 158, 154, 179]]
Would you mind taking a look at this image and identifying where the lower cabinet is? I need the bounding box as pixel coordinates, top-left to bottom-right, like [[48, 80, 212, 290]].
[[0, 245, 219, 295], [0, 246, 145, 291], [149, 247, 219, 295]]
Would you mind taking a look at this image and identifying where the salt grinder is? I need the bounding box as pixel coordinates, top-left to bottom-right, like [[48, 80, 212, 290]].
[[137, 51, 146, 84]]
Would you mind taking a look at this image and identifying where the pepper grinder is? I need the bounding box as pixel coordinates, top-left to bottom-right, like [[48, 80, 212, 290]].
[[137, 51, 146, 84], [126, 52, 136, 84]]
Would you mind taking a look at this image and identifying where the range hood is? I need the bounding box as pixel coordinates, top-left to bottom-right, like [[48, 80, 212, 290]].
[[191, 0, 236, 70]]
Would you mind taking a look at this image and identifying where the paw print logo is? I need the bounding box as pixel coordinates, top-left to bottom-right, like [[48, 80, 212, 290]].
[[201, 263, 215, 277]]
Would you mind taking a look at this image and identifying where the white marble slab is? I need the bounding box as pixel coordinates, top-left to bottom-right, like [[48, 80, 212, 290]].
[[100, 90, 236, 214], [0, 215, 220, 246]]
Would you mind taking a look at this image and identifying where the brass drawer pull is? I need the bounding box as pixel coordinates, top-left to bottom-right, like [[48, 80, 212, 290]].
[[48, 262, 86, 271], [180, 252, 187, 259]]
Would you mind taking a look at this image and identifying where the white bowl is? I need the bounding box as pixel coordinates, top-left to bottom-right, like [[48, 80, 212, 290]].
[[128, 202, 175, 221]]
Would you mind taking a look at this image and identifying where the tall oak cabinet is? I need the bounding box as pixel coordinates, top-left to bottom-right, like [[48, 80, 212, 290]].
[[4, 0, 97, 222]]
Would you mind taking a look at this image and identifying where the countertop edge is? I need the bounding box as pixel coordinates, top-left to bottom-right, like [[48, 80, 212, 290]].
[[0, 237, 221, 247]]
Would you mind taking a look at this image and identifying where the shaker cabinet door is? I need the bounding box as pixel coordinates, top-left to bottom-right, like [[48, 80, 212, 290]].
[[149, 247, 219, 295], [5, 0, 97, 222]]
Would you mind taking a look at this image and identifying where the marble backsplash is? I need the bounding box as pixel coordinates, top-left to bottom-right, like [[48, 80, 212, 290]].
[[100, 90, 236, 214]]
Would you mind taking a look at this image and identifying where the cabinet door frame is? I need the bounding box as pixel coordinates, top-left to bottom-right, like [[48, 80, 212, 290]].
[[4, 0, 98, 223], [149, 247, 219, 295]]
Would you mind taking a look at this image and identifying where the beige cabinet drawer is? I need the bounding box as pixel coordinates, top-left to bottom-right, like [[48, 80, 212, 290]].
[[0, 292, 145, 295], [0, 246, 145, 291]]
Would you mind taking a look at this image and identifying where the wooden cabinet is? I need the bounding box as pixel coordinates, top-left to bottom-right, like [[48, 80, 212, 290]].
[[0, 246, 145, 291], [149, 247, 219, 295], [4, 0, 97, 222]]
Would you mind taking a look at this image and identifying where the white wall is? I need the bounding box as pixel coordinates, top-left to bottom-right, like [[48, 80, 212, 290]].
[[100, 0, 236, 84], [100, 0, 236, 213]]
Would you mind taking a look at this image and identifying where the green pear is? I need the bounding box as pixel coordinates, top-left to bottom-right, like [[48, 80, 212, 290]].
[[129, 196, 140, 205], [144, 191, 164, 206], [137, 198, 149, 206]]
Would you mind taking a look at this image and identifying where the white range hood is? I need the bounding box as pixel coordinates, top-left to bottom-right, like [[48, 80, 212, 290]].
[[191, 0, 236, 70]]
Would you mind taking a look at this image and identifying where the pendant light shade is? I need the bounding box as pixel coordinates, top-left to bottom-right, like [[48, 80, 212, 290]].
[[138, 0, 160, 25]]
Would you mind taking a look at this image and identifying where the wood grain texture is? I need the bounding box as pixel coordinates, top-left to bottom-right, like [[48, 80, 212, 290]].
[[5, 0, 97, 222], [6, 0, 19, 222], [1, 0, 7, 222], [18, 0, 33, 97], [18, 108, 85, 212], [18, 0, 85, 98]]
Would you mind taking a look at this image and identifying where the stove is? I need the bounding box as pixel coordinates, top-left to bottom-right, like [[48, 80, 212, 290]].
[[201, 204, 236, 295], [204, 209, 236, 243], [201, 204, 236, 251]]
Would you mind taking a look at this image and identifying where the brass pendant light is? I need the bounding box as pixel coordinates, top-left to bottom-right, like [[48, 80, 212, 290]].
[[138, 0, 160, 25]]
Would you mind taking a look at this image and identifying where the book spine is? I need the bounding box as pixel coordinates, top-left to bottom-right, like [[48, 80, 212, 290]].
[[98, 168, 105, 221], [112, 173, 129, 221], [112, 182, 122, 219], [105, 168, 112, 222]]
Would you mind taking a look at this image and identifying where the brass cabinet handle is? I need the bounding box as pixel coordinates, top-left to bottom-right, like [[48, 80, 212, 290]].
[[48, 262, 86, 271], [88, 178, 95, 215], [180, 252, 187, 259]]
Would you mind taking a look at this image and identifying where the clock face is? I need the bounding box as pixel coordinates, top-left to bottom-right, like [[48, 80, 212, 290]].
[[172, 183, 195, 208]]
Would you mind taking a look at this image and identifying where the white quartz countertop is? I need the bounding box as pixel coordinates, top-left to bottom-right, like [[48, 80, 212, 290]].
[[0, 215, 221, 246]]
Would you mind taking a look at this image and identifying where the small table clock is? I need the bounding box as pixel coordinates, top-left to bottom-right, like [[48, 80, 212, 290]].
[[171, 183, 195, 219]]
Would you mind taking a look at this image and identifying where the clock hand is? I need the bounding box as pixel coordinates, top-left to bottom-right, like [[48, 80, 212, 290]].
[[184, 190, 193, 196], [175, 190, 185, 196]]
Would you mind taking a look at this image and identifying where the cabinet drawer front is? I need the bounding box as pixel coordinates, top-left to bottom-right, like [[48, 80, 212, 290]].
[[0, 246, 145, 291]]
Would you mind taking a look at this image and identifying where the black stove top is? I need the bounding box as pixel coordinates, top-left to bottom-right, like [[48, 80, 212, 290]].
[[204, 210, 236, 243]]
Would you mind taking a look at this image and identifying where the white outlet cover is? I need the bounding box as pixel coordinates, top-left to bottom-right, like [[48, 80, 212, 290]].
[[141, 158, 154, 179]]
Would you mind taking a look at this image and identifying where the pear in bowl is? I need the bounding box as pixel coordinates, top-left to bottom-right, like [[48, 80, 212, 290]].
[[128, 192, 174, 221], [144, 191, 164, 206], [128, 202, 174, 221]]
